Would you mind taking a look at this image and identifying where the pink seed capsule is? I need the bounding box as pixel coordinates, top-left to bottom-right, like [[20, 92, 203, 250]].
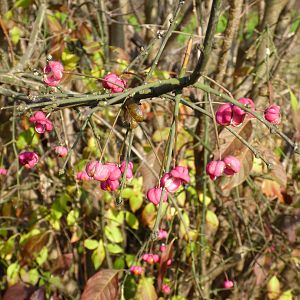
[[206, 160, 225, 180], [264, 104, 281, 125]]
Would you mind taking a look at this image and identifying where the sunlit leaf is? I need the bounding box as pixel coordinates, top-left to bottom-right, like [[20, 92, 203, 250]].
[[179, 211, 190, 239], [107, 244, 124, 254], [125, 212, 139, 230], [137, 277, 157, 300], [92, 240, 105, 270], [267, 276, 281, 300], [141, 203, 156, 229], [80, 269, 119, 300], [290, 89, 299, 112], [84, 239, 99, 250], [104, 226, 123, 243]]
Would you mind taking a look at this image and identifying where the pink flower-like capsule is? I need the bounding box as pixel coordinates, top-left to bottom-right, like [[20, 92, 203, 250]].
[[158, 229, 168, 240], [160, 243, 167, 252], [160, 173, 182, 193], [43, 60, 64, 87], [166, 259, 172, 266], [100, 179, 120, 191], [142, 254, 160, 264], [206, 160, 226, 180], [264, 104, 281, 125], [54, 146, 68, 158], [105, 163, 122, 181], [130, 266, 143, 276], [19, 151, 39, 169], [170, 166, 190, 184], [216, 103, 233, 126], [231, 98, 255, 126], [147, 187, 168, 205], [29, 111, 53, 134], [76, 171, 91, 181], [223, 156, 240, 176], [162, 284, 171, 295], [223, 280, 234, 289], [94, 163, 111, 181], [86, 160, 99, 177], [102, 73, 126, 93], [0, 168, 7, 176], [120, 161, 134, 180]]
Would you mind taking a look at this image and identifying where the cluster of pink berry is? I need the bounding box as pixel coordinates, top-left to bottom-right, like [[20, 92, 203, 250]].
[[102, 73, 126, 93], [77, 160, 133, 191], [216, 98, 255, 126], [130, 229, 171, 295], [206, 156, 240, 181], [17, 110, 68, 170], [216, 98, 281, 126], [147, 166, 190, 205]]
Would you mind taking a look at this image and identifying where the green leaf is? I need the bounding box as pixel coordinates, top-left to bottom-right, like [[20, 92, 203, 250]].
[[10, 26, 21, 45], [129, 193, 143, 213], [216, 15, 227, 33], [120, 188, 133, 199], [290, 16, 300, 33], [62, 49, 79, 70], [36, 246, 48, 266], [91, 239, 105, 269], [106, 208, 124, 226], [125, 254, 135, 267], [16, 127, 39, 149], [14, 0, 33, 8], [290, 89, 299, 111], [84, 239, 99, 250], [7, 262, 20, 284], [28, 268, 39, 285], [67, 209, 79, 226], [244, 12, 259, 40], [104, 225, 123, 243], [113, 256, 125, 269], [179, 211, 190, 239], [125, 212, 139, 230], [107, 243, 124, 254], [128, 15, 141, 32]]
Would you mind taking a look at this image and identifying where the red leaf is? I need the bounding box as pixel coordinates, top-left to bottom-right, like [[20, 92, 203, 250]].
[[157, 238, 176, 289], [3, 283, 35, 300], [80, 269, 119, 300], [30, 287, 46, 300]]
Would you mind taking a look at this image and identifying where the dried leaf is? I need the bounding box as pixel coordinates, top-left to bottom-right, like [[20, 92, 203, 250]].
[[275, 211, 300, 244], [80, 269, 119, 300], [214, 120, 253, 159], [157, 238, 176, 289], [261, 179, 284, 202], [21, 232, 51, 265], [140, 147, 163, 193], [254, 254, 272, 285], [219, 148, 253, 194], [261, 150, 287, 187], [50, 253, 73, 276]]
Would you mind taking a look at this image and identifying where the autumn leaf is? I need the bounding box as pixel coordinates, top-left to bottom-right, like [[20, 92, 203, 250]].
[[80, 269, 119, 300], [157, 238, 176, 289]]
